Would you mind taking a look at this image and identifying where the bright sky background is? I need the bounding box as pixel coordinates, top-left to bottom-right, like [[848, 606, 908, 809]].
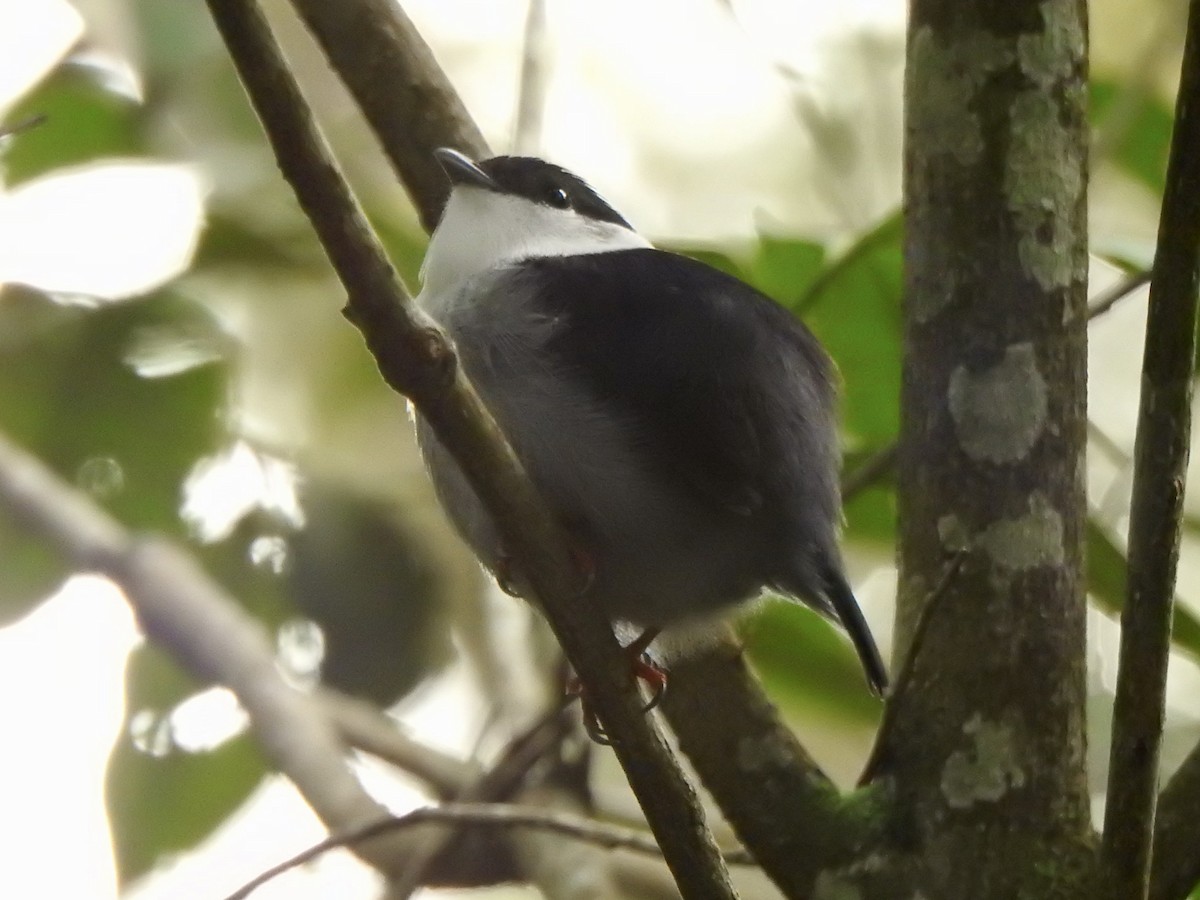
[[2, 0, 1199, 898]]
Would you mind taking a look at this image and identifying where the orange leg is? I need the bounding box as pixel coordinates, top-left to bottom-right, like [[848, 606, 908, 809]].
[[568, 627, 666, 744]]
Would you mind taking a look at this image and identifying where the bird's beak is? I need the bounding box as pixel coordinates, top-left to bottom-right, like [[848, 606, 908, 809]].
[[434, 147, 497, 191]]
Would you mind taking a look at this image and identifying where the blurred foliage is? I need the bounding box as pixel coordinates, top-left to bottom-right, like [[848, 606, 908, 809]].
[[0, 507, 69, 626], [1092, 79, 1173, 194], [0, 288, 226, 540], [286, 481, 453, 705], [0, 7, 448, 879], [742, 601, 883, 726], [3, 63, 147, 185], [0, 0, 1195, 891], [1088, 522, 1200, 664], [106, 645, 267, 883]]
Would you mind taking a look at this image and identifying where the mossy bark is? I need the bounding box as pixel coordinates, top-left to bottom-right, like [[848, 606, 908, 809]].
[[866, 0, 1095, 895]]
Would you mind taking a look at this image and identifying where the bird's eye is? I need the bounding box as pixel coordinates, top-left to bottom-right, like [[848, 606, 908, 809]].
[[547, 187, 571, 209]]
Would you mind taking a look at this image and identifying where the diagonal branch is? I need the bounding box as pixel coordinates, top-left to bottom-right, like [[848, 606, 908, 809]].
[[0, 431, 402, 870], [0, 425, 662, 894], [386, 701, 573, 897], [285, 0, 858, 876], [1102, 0, 1200, 893], [660, 635, 886, 897], [203, 1, 736, 897], [287, 0, 489, 231], [316, 688, 476, 799], [1151, 740, 1200, 900]]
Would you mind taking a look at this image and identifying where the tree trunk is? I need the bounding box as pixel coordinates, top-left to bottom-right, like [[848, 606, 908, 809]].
[[870, 0, 1096, 894]]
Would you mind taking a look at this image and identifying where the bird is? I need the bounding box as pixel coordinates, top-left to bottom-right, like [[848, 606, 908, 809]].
[[413, 147, 888, 703]]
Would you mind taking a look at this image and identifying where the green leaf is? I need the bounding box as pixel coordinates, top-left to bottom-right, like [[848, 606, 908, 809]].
[[1091, 80, 1173, 193], [285, 481, 453, 704], [106, 644, 267, 884], [2, 63, 147, 187], [0, 288, 228, 537], [193, 516, 295, 632], [1087, 520, 1200, 663], [0, 509, 70, 625], [741, 601, 883, 726], [799, 214, 904, 446], [194, 211, 323, 270], [747, 234, 825, 307], [843, 485, 897, 548]]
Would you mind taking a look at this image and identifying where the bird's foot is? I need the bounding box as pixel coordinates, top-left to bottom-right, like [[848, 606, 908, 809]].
[[568, 627, 666, 745]]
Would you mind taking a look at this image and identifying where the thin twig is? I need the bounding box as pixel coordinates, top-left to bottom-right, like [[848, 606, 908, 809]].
[[795, 212, 901, 315], [224, 801, 758, 900], [1087, 269, 1152, 320], [388, 699, 574, 897], [859, 548, 968, 784], [512, 0, 549, 154], [1102, 0, 1200, 893], [841, 443, 899, 502], [204, 3, 736, 896], [316, 688, 476, 799]]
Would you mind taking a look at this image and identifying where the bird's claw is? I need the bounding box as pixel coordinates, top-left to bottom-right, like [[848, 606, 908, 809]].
[[568, 640, 668, 745]]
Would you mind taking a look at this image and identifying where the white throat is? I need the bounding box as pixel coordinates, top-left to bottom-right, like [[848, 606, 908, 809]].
[[418, 187, 650, 301]]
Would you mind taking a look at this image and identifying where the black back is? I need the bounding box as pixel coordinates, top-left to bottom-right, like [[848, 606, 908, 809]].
[[513, 248, 838, 523]]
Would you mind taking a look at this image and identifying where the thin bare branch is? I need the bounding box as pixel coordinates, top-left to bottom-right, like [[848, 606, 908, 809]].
[[1103, 0, 1200, 891], [841, 443, 899, 502], [285, 0, 489, 231], [0, 431, 402, 869], [317, 688, 476, 799], [796, 212, 901, 314], [859, 548, 968, 784], [512, 0, 550, 154], [224, 801, 757, 900], [203, 2, 736, 896], [388, 700, 573, 897], [1088, 269, 1153, 320], [1151, 739, 1200, 900], [0, 113, 47, 142]]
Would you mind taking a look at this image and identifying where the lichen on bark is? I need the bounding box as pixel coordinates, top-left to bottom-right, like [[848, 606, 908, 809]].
[[891, 0, 1093, 894]]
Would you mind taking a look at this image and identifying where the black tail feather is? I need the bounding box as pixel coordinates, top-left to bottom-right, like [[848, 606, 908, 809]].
[[818, 562, 889, 697]]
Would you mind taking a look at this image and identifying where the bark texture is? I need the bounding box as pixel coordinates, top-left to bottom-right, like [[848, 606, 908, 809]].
[[877, 0, 1096, 894]]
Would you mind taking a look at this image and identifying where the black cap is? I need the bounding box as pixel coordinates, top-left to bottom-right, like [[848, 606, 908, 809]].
[[434, 147, 632, 229]]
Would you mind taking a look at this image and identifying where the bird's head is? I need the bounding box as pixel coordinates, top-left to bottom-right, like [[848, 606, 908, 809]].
[[420, 148, 649, 295]]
